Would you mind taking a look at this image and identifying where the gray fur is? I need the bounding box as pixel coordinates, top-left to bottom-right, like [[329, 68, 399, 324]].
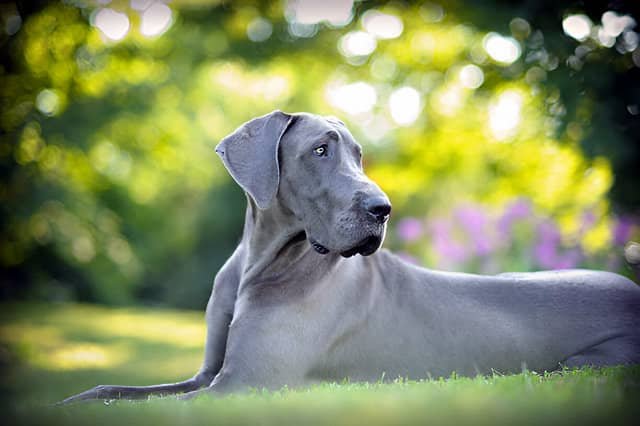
[[60, 111, 640, 404]]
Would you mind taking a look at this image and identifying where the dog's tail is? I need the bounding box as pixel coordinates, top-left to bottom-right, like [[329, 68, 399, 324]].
[[624, 241, 640, 281]]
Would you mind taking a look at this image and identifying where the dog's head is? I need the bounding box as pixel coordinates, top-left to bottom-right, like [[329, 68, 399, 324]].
[[216, 111, 391, 257]]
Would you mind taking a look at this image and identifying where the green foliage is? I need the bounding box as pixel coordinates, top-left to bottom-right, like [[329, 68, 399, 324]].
[[1, 303, 639, 426], [0, 1, 638, 307]]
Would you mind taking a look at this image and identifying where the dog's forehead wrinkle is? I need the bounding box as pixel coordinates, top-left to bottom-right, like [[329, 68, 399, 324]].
[[282, 115, 334, 149], [284, 114, 360, 154], [324, 115, 345, 126], [325, 130, 340, 141]]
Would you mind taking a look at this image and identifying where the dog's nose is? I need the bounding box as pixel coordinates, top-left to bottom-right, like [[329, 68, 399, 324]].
[[364, 196, 392, 222]]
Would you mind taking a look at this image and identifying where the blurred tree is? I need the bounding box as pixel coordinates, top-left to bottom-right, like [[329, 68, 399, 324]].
[[461, 0, 640, 209], [0, 0, 638, 308]]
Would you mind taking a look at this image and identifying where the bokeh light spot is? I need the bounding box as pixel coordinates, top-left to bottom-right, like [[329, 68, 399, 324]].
[[107, 237, 133, 265], [509, 17, 531, 39], [419, 3, 444, 23], [562, 14, 592, 41], [459, 64, 484, 89], [339, 31, 377, 57], [327, 81, 377, 115], [288, 22, 317, 38], [130, 0, 154, 11], [36, 89, 61, 116], [601, 11, 635, 38], [5, 14, 22, 36], [362, 10, 403, 39], [370, 55, 397, 81], [72, 235, 96, 263], [389, 87, 422, 126], [597, 27, 616, 47], [489, 90, 523, 140], [140, 2, 173, 37], [288, 0, 353, 26], [633, 49, 640, 67], [94, 8, 130, 41], [433, 86, 464, 116], [483, 33, 521, 64], [247, 17, 273, 42], [360, 113, 393, 142], [622, 31, 639, 52]]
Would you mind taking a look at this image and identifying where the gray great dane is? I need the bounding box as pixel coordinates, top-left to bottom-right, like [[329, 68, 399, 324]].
[[61, 111, 640, 404]]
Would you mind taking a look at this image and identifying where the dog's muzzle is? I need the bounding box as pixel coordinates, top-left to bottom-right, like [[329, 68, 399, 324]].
[[309, 194, 390, 257]]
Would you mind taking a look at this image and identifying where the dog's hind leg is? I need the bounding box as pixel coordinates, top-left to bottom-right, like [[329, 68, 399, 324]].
[[562, 334, 640, 369]]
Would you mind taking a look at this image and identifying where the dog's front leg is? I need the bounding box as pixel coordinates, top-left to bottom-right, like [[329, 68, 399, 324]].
[[179, 300, 322, 400], [195, 249, 244, 384], [58, 249, 244, 404]]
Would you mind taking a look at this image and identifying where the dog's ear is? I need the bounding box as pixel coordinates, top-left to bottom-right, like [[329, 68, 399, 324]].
[[216, 110, 294, 210]]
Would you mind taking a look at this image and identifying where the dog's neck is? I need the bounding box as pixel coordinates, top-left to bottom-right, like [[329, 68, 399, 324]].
[[240, 196, 313, 282]]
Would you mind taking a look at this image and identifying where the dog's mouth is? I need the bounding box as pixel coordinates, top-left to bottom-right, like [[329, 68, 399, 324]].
[[309, 235, 382, 258], [340, 235, 382, 257], [309, 238, 330, 255]]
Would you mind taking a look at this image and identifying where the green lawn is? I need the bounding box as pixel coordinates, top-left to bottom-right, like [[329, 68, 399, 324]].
[[1, 303, 639, 426]]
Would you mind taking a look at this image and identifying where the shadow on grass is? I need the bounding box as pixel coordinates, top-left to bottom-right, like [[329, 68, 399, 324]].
[[0, 303, 204, 406]]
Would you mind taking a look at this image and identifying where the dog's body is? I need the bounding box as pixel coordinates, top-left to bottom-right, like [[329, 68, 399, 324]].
[[61, 112, 640, 403]]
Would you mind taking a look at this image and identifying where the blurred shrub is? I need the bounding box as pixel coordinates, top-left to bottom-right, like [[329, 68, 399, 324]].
[[390, 197, 639, 274], [0, 0, 638, 308]]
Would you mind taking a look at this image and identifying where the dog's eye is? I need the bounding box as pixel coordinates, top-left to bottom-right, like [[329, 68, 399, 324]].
[[313, 145, 328, 157]]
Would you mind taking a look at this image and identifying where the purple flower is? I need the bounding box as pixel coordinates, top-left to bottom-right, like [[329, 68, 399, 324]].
[[474, 235, 493, 256], [534, 241, 556, 268], [580, 210, 596, 233], [396, 217, 424, 242], [537, 221, 561, 243], [613, 216, 635, 246], [455, 205, 488, 236], [533, 221, 561, 268], [552, 249, 582, 269], [454, 204, 494, 256], [498, 198, 532, 234], [429, 219, 469, 264]]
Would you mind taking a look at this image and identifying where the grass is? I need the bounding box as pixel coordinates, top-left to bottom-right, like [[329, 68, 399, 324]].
[[1, 303, 639, 426]]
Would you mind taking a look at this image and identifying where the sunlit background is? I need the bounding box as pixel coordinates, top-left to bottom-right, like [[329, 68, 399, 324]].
[[1, 0, 639, 312]]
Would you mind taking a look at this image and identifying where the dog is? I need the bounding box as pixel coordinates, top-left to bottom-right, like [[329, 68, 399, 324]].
[[61, 111, 640, 403]]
